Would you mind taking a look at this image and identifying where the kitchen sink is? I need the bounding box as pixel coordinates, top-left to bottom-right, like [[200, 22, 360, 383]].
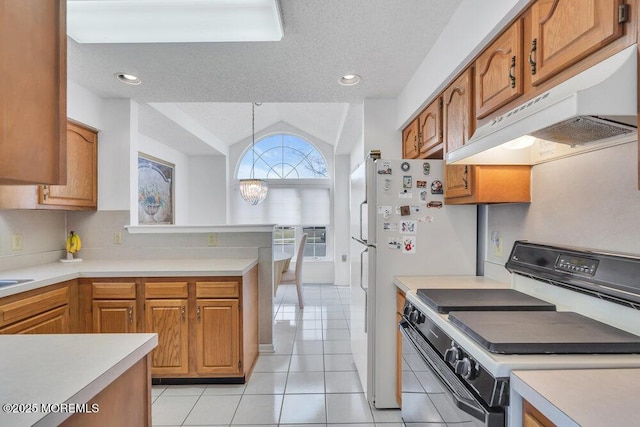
[[0, 279, 33, 287]]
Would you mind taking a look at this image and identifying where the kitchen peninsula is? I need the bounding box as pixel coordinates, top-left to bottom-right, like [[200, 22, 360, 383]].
[[0, 333, 157, 427], [0, 258, 259, 383]]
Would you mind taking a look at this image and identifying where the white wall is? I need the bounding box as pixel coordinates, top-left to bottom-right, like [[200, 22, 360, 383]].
[[188, 156, 227, 224], [363, 99, 401, 160], [333, 155, 351, 285]]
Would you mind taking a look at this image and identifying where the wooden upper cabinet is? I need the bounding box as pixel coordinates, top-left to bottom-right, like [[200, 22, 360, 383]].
[[528, 0, 625, 86], [0, 0, 67, 185], [402, 119, 420, 159], [475, 19, 524, 119], [443, 69, 475, 199], [418, 97, 443, 158], [0, 121, 98, 210], [40, 121, 98, 209]]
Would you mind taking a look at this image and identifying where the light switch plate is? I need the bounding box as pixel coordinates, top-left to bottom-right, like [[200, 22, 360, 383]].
[[114, 231, 123, 244], [208, 233, 217, 246]]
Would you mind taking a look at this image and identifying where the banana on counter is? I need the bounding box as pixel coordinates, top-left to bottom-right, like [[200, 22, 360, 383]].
[[61, 231, 83, 262]]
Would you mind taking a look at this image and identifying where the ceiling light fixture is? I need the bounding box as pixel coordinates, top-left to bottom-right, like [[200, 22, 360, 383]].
[[67, 0, 284, 44], [338, 74, 362, 86], [239, 103, 268, 205], [115, 73, 142, 85]]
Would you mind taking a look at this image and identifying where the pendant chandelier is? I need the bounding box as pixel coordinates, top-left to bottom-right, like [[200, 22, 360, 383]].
[[239, 102, 268, 205]]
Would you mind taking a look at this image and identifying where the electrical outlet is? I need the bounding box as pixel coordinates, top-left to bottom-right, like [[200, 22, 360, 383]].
[[341, 254, 347, 262], [11, 234, 24, 251], [208, 233, 217, 247], [114, 231, 123, 245]]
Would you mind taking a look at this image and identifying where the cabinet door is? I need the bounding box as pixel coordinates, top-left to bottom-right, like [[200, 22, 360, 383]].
[[196, 299, 240, 375], [402, 119, 420, 159], [523, 400, 556, 427], [475, 19, 523, 119], [443, 69, 475, 199], [0, 306, 69, 334], [145, 299, 189, 375], [418, 98, 443, 158], [0, 0, 66, 185], [40, 121, 98, 209], [529, 0, 624, 85], [93, 300, 136, 333]]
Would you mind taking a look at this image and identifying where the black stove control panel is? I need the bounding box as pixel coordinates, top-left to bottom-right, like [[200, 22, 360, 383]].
[[555, 253, 599, 276]]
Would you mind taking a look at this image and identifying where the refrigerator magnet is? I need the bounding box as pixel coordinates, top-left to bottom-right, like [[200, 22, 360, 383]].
[[423, 162, 431, 175], [387, 237, 402, 250], [400, 220, 416, 234], [431, 180, 443, 194], [400, 205, 411, 216], [427, 201, 443, 208], [403, 176, 412, 188], [420, 190, 428, 202], [416, 180, 427, 188], [383, 222, 398, 232], [401, 161, 411, 171], [402, 237, 416, 254], [378, 161, 392, 174]]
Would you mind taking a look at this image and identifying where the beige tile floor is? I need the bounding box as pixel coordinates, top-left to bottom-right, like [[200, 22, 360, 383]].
[[151, 283, 405, 426]]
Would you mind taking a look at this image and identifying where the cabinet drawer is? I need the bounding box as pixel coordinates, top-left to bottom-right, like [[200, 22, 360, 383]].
[[145, 282, 188, 299], [0, 287, 68, 327], [92, 282, 136, 299], [196, 281, 239, 298]]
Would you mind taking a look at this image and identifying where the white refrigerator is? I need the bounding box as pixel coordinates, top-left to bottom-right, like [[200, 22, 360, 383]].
[[350, 157, 477, 408]]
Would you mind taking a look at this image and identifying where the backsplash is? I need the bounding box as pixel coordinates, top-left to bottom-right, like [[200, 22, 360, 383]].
[[65, 210, 271, 260], [0, 210, 67, 271], [485, 141, 640, 282]]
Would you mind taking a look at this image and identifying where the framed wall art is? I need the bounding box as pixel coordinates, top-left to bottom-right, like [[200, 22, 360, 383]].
[[138, 153, 174, 224]]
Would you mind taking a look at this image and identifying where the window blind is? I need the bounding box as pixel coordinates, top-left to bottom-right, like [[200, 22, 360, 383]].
[[232, 185, 330, 225]]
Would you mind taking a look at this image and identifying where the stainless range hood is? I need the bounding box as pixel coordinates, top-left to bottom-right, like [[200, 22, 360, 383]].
[[446, 44, 638, 165]]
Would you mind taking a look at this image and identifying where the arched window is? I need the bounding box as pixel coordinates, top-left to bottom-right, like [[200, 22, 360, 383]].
[[233, 133, 330, 260], [236, 134, 328, 179]]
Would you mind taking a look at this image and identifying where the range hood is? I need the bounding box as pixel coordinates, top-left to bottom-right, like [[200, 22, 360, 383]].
[[446, 44, 638, 165]]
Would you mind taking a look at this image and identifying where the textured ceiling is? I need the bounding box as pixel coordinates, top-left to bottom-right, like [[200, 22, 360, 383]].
[[68, 0, 462, 154]]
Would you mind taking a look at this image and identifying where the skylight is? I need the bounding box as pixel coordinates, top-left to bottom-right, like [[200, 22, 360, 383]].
[[67, 0, 284, 44]]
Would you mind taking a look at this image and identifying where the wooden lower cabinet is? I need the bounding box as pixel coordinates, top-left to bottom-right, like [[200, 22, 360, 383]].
[[145, 299, 190, 375], [0, 305, 69, 334], [196, 299, 240, 375], [93, 300, 136, 333], [143, 267, 259, 381], [523, 399, 556, 427], [0, 281, 77, 334]]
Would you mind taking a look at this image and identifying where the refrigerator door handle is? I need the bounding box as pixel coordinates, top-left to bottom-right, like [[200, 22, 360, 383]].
[[359, 201, 367, 242], [360, 247, 368, 333]]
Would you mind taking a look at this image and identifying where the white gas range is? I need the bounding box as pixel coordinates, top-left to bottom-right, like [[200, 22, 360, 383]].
[[398, 241, 640, 427]]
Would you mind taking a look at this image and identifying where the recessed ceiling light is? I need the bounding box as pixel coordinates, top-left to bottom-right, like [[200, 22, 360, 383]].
[[339, 74, 362, 86], [115, 73, 142, 85], [67, 0, 284, 43]]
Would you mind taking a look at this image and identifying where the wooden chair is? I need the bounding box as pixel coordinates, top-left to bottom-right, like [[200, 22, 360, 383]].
[[279, 233, 307, 308]]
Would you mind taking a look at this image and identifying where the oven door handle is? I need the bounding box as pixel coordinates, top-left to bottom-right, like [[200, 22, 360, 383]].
[[399, 320, 502, 427]]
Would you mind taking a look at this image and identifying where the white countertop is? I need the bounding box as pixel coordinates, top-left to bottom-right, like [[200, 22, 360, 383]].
[[511, 368, 640, 427], [393, 275, 640, 377], [0, 333, 158, 427], [0, 258, 258, 298]]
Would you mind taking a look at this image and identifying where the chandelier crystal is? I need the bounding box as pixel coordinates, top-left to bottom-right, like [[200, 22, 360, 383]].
[[240, 102, 268, 205]]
